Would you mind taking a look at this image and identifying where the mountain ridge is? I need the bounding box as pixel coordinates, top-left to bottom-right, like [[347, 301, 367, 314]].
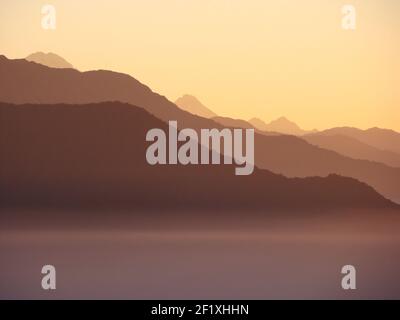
[[304, 134, 400, 168], [307, 127, 400, 154], [249, 116, 317, 136], [1, 54, 400, 204]]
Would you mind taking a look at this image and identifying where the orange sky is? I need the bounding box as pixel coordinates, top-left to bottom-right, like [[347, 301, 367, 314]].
[[1, 0, 399, 131]]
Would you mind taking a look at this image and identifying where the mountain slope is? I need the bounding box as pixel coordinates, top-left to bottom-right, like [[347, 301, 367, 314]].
[[310, 127, 400, 154], [254, 133, 400, 204], [304, 134, 400, 168], [175, 94, 217, 118], [212, 116, 255, 129], [0, 102, 395, 211]]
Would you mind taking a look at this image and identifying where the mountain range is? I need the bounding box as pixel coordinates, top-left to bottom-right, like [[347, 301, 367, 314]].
[[175, 94, 400, 168], [303, 133, 400, 168], [307, 127, 400, 155], [0, 54, 399, 206]]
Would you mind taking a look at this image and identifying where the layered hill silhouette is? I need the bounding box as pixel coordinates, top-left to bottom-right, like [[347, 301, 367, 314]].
[[249, 117, 270, 132], [175, 94, 217, 118], [212, 116, 256, 130], [249, 116, 317, 136], [308, 127, 400, 155], [1, 54, 399, 203], [0, 102, 395, 211], [304, 134, 400, 168], [0, 55, 214, 130], [25, 52, 73, 69], [211, 116, 282, 136], [253, 134, 400, 204]]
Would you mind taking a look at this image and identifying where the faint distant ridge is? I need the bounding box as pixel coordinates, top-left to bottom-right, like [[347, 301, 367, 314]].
[[175, 94, 217, 119], [212, 116, 255, 129], [304, 133, 400, 168], [25, 52, 73, 69], [308, 127, 400, 155], [249, 116, 317, 136]]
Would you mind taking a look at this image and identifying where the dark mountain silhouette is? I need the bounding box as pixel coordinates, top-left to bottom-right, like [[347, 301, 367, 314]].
[[175, 94, 217, 118], [0, 102, 395, 212], [25, 52, 73, 69], [250, 116, 317, 136], [1, 55, 399, 203], [304, 134, 400, 168], [309, 127, 400, 155]]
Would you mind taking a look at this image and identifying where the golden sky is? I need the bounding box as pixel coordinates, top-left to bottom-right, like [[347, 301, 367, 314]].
[[1, 0, 399, 131]]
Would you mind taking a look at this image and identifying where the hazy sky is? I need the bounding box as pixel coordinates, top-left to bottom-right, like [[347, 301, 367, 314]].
[[1, 0, 399, 131]]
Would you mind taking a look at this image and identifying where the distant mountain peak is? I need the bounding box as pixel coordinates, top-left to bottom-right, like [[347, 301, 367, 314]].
[[248, 117, 268, 131], [277, 116, 289, 121], [25, 52, 73, 69], [175, 94, 217, 119], [250, 116, 315, 136], [269, 116, 299, 128]]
